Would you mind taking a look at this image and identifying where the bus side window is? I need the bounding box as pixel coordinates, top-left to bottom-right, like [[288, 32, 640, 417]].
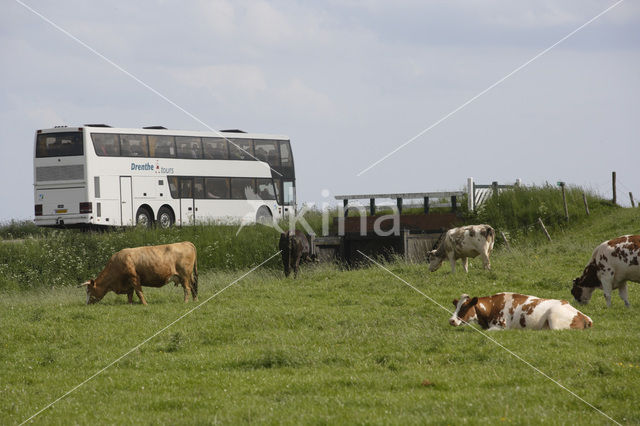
[[279, 141, 292, 167], [179, 178, 193, 198], [120, 134, 148, 157], [230, 178, 255, 199], [205, 177, 229, 199], [193, 177, 205, 199], [176, 137, 202, 159], [203, 138, 228, 160], [256, 178, 276, 200], [168, 177, 179, 198], [229, 139, 254, 160], [149, 135, 176, 158], [273, 178, 282, 205], [92, 133, 119, 156], [254, 141, 279, 166]]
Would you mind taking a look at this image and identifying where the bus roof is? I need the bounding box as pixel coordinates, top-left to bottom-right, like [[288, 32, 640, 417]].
[[37, 126, 290, 140]]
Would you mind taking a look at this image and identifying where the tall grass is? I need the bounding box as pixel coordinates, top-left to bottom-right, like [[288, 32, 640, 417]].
[[471, 184, 614, 242], [0, 219, 51, 239], [0, 223, 282, 291]]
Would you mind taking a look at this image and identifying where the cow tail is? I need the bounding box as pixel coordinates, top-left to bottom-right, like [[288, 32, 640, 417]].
[[192, 255, 199, 299]]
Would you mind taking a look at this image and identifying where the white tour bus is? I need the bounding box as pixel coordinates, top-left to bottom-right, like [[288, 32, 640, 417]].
[[33, 125, 296, 228]]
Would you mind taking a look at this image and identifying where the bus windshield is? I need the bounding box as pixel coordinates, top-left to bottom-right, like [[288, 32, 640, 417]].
[[36, 132, 84, 157]]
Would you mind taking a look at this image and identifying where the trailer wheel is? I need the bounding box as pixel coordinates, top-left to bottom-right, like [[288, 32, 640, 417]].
[[157, 206, 175, 229]]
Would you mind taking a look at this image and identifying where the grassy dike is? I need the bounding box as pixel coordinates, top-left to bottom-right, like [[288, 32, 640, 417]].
[[0, 205, 639, 424]]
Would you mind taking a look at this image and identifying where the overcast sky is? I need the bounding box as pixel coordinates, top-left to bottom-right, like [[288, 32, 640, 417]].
[[1, 0, 639, 221]]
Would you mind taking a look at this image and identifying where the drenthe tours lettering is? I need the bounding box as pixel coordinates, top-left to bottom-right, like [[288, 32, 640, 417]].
[[130, 162, 173, 174]]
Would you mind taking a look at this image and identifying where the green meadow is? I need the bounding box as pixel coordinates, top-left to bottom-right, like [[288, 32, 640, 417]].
[[1, 196, 639, 424]]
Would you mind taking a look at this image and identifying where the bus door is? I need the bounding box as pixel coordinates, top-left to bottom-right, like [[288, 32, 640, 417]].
[[120, 176, 133, 225], [283, 180, 296, 216], [179, 177, 195, 225]]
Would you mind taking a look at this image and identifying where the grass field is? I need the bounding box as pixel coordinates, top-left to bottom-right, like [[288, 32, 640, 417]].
[[1, 208, 639, 424]]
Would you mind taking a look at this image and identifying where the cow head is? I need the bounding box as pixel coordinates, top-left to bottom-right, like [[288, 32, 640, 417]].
[[571, 280, 597, 305], [571, 261, 602, 305], [449, 294, 478, 326], [426, 250, 444, 272], [78, 279, 103, 304]]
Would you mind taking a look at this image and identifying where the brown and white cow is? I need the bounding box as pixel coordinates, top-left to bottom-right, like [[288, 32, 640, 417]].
[[449, 292, 593, 330], [78, 242, 198, 305], [427, 224, 495, 273], [572, 235, 640, 307]]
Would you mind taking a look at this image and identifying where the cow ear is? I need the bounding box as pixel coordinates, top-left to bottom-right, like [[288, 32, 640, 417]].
[[469, 297, 478, 306], [452, 299, 458, 307]]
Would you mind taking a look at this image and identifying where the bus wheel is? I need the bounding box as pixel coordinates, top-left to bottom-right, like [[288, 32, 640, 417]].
[[256, 206, 273, 224], [157, 207, 174, 229], [136, 207, 153, 228]]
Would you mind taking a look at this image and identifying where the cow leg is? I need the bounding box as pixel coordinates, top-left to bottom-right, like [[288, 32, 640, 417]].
[[135, 288, 148, 305], [182, 283, 192, 303], [293, 254, 302, 279], [127, 291, 134, 304], [601, 278, 613, 307], [282, 253, 291, 278], [482, 250, 491, 270], [618, 282, 631, 307], [130, 279, 148, 305], [461, 257, 469, 273], [449, 254, 456, 274]]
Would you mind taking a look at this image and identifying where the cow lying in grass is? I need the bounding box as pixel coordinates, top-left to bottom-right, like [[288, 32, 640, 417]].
[[572, 235, 640, 307], [427, 224, 494, 273], [78, 242, 198, 305], [449, 292, 592, 330]]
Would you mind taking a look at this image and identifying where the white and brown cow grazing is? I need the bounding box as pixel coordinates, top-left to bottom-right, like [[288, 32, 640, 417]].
[[78, 242, 198, 305], [572, 235, 640, 307], [449, 293, 593, 330], [427, 224, 494, 273]]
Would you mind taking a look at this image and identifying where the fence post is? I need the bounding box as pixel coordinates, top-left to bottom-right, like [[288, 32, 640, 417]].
[[492, 181, 499, 197], [500, 230, 512, 252], [370, 198, 375, 216], [538, 217, 552, 242], [396, 197, 403, 214], [559, 182, 569, 222], [583, 193, 590, 216], [467, 177, 474, 211], [424, 197, 430, 214], [343, 199, 349, 218], [612, 171, 617, 205], [630, 192, 636, 208]]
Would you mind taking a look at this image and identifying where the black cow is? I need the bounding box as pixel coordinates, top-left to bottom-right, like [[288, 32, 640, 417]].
[[279, 230, 311, 278]]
